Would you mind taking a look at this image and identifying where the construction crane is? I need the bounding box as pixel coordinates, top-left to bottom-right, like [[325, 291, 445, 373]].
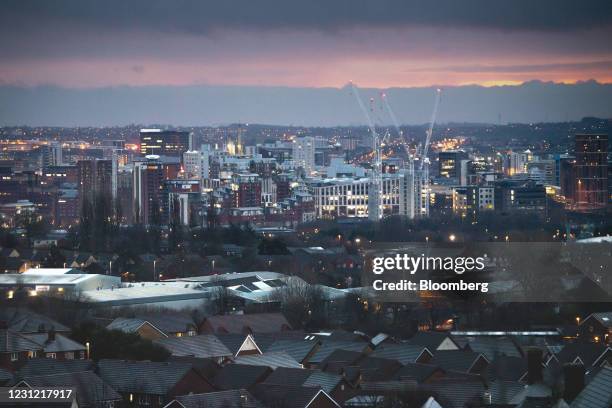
[[420, 88, 442, 171], [349, 82, 382, 221], [381, 92, 402, 139]]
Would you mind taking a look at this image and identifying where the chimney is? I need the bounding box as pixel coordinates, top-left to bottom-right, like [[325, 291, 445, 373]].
[[47, 328, 56, 342], [527, 348, 543, 384], [563, 363, 585, 402]]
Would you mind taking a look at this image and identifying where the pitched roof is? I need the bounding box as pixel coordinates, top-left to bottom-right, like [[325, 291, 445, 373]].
[[166, 356, 220, 380], [203, 313, 291, 334], [18, 371, 121, 406], [487, 380, 527, 405], [264, 367, 312, 387], [234, 351, 302, 369], [583, 312, 612, 329], [571, 366, 612, 408], [0, 329, 44, 353], [552, 343, 610, 367], [371, 344, 433, 364], [429, 350, 489, 373], [23, 333, 86, 353], [0, 368, 13, 385], [97, 359, 197, 395], [308, 341, 368, 365], [0, 308, 70, 333], [106, 317, 166, 336], [485, 355, 528, 382], [394, 363, 445, 383], [17, 358, 94, 378], [212, 364, 272, 390], [319, 349, 363, 371], [408, 331, 459, 350], [135, 314, 197, 333], [460, 336, 523, 360], [265, 339, 319, 363], [251, 384, 340, 408], [420, 378, 486, 408], [303, 371, 343, 394], [216, 333, 261, 356], [155, 335, 233, 359], [172, 389, 265, 408]]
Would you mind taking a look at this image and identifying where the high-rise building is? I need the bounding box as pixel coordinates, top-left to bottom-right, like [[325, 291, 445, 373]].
[[40, 141, 63, 168], [292, 137, 315, 175], [77, 159, 116, 206], [140, 129, 192, 156], [133, 155, 164, 225], [572, 134, 608, 211], [438, 150, 467, 179], [183, 150, 202, 179], [231, 173, 262, 208]]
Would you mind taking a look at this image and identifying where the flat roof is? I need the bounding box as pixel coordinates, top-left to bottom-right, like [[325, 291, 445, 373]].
[[22, 268, 79, 275]]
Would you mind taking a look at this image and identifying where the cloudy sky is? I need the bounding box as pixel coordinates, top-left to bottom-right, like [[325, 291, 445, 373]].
[[1, 0, 612, 88], [1, 1, 611, 126]]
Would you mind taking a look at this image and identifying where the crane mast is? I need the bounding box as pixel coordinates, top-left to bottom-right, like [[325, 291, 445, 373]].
[[350, 82, 382, 221]]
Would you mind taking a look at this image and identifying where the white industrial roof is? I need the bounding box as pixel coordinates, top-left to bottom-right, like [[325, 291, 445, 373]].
[[22, 268, 77, 275]]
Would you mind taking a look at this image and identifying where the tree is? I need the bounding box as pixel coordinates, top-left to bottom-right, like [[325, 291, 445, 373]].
[[258, 238, 290, 255], [71, 322, 170, 361]]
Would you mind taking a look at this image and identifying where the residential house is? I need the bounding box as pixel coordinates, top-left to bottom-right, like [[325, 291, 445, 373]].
[[155, 335, 234, 364], [252, 384, 341, 408], [200, 312, 292, 334], [97, 359, 215, 408], [212, 364, 272, 390], [579, 312, 612, 344], [264, 367, 353, 404], [163, 389, 264, 408], [0, 324, 44, 370], [22, 330, 86, 360], [571, 366, 612, 408], [0, 308, 70, 334], [428, 350, 490, 374], [15, 371, 121, 408]]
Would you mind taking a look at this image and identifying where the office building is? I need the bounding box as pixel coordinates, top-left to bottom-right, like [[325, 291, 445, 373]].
[[573, 134, 608, 211], [438, 150, 467, 179], [231, 173, 262, 208], [77, 159, 116, 206], [292, 137, 315, 175], [140, 129, 192, 156], [133, 155, 164, 225]]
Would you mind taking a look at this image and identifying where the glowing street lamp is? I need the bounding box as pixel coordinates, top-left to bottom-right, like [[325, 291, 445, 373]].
[[449, 234, 456, 242]]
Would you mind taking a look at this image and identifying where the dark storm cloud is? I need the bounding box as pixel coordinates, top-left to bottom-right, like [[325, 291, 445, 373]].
[[2, 0, 612, 34]]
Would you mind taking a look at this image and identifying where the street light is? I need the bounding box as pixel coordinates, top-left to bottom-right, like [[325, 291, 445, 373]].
[[449, 234, 456, 242], [153, 260, 157, 281], [85, 342, 90, 359]]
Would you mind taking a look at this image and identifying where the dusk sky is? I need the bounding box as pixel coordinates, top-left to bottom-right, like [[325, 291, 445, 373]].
[[1, 1, 612, 126], [2, 0, 612, 88]]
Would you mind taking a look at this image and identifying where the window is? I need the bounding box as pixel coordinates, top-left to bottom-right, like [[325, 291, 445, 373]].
[[10, 352, 18, 362], [27, 351, 37, 358], [79, 351, 85, 359], [138, 395, 150, 406], [187, 330, 196, 337], [65, 352, 74, 360], [46, 352, 57, 359]]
